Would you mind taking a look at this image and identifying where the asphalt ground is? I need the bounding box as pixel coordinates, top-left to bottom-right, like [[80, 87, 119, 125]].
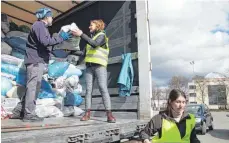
[[197, 111, 229, 143]]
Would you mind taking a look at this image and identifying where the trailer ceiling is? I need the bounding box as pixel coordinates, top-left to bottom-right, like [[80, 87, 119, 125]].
[[1, 0, 82, 27]]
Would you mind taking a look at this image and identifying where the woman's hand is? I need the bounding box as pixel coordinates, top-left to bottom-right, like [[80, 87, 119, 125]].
[[71, 29, 83, 37]]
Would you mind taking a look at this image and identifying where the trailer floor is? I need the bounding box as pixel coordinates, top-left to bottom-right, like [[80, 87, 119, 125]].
[[1, 116, 147, 143]]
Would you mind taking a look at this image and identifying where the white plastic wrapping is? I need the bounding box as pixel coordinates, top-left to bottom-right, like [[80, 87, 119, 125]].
[[1, 98, 20, 114], [35, 105, 63, 118], [53, 23, 81, 51], [55, 76, 67, 89], [60, 23, 79, 33]]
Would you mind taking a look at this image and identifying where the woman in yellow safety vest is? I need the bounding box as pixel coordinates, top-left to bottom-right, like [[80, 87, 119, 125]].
[[139, 89, 200, 143], [72, 19, 116, 123]]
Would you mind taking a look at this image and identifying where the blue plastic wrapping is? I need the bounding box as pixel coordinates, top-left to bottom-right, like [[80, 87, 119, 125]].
[[48, 61, 70, 78], [1, 63, 27, 86], [64, 92, 83, 106], [16, 73, 27, 86], [11, 50, 25, 59], [5, 37, 27, 52], [63, 64, 82, 78], [41, 80, 53, 92], [37, 80, 55, 99], [1, 63, 26, 77], [38, 90, 56, 99]]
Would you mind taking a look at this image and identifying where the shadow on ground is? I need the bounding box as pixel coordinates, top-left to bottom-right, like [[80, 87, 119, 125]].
[[208, 129, 229, 140]]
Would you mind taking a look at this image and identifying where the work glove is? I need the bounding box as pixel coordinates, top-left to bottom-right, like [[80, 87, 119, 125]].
[[59, 31, 72, 40]]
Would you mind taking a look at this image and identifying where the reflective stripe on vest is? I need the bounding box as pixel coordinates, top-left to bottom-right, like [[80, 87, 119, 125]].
[[152, 114, 195, 143], [85, 32, 109, 67]]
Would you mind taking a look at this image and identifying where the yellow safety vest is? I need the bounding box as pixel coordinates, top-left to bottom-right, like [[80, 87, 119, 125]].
[[85, 32, 109, 67], [152, 114, 195, 143]]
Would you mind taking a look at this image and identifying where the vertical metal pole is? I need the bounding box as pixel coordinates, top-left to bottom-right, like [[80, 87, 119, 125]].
[[193, 64, 195, 75], [190, 61, 195, 76], [136, 0, 153, 120]]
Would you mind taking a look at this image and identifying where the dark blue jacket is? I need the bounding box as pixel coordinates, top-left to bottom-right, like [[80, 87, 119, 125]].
[[24, 21, 63, 65]]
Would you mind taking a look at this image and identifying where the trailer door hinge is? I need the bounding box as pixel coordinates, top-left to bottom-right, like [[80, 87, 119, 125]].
[[150, 62, 152, 71]]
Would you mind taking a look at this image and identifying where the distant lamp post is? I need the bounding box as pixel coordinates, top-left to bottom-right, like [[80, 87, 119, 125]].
[[190, 61, 195, 75]]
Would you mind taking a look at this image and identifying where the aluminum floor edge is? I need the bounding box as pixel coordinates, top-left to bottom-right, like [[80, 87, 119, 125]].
[[1, 117, 148, 143]]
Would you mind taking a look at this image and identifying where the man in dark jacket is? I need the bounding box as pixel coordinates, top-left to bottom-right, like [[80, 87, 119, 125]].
[[12, 8, 71, 122]]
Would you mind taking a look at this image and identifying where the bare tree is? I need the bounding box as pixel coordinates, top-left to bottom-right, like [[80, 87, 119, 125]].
[[152, 83, 162, 111], [168, 76, 189, 94], [193, 75, 207, 104], [165, 88, 171, 100]]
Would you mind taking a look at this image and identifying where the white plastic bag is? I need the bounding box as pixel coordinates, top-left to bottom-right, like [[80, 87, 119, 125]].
[[35, 105, 63, 118], [75, 63, 86, 71], [49, 60, 55, 64], [61, 106, 84, 117], [55, 76, 67, 89], [1, 98, 20, 114], [42, 74, 49, 81], [73, 84, 83, 94], [1, 22, 10, 34], [1, 42, 12, 55], [2, 30, 5, 38], [18, 61, 26, 69], [54, 88, 66, 97], [67, 55, 80, 65], [36, 98, 58, 106], [63, 64, 82, 78], [6, 85, 26, 99], [60, 25, 71, 33], [1, 73, 16, 80], [1, 54, 24, 67], [60, 23, 79, 32], [65, 75, 79, 92], [53, 23, 81, 51], [1, 96, 6, 103], [62, 106, 74, 117], [66, 75, 79, 86], [73, 106, 85, 116]]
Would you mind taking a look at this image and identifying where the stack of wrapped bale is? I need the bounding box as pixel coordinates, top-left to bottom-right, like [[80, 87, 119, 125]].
[[47, 61, 85, 117], [1, 16, 85, 119]]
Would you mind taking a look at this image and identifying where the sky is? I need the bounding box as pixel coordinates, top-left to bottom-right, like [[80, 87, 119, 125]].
[[148, 0, 229, 86]]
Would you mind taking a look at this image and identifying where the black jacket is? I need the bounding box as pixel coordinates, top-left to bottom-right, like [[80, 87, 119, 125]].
[[139, 110, 200, 143], [81, 30, 106, 48]]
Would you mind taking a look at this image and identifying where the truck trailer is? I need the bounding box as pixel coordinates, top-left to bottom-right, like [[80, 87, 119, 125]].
[[1, 1, 153, 142]]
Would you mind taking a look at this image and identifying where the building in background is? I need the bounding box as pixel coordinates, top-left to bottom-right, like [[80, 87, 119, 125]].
[[188, 72, 229, 109]]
